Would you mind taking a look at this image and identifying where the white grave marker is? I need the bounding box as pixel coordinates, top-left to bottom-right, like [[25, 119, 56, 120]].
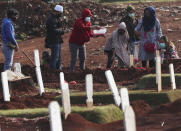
[[120, 88, 130, 112], [86, 74, 93, 107], [156, 56, 162, 92], [169, 63, 176, 90], [35, 67, 44, 96], [1, 72, 10, 101], [49, 101, 63, 131], [105, 70, 121, 107], [60, 72, 65, 90], [34, 50, 40, 67], [129, 55, 134, 67], [34, 49, 44, 95], [62, 83, 71, 119], [123, 106, 136, 131], [14, 63, 21, 73]]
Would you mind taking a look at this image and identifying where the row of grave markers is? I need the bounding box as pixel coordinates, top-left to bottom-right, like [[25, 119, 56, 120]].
[[49, 70, 136, 131], [0, 49, 177, 131]]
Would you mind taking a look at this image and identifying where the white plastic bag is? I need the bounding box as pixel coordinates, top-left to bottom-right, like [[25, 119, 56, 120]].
[[93, 28, 107, 35]]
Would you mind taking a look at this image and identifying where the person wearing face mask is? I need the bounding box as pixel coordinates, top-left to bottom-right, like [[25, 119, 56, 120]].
[[69, 8, 103, 72], [120, 5, 139, 54], [45, 5, 64, 70], [104, 22, 130, 68], [1, 8, 19, 71], [135, 6, 162, 68]]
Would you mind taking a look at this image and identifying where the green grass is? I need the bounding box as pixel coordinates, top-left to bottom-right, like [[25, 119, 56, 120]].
[[54, 89, 181, 107], [136, 74, 181, 89], [1, 89, 181, 123], [0, 105, 122, 124]]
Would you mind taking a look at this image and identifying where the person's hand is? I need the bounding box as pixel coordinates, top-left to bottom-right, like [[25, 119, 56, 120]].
[[15, 44, 19, 52], [135, 31, 141, 37]]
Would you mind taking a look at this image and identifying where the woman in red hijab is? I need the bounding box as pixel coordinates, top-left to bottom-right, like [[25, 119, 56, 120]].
[[69, 8, 103, 72]]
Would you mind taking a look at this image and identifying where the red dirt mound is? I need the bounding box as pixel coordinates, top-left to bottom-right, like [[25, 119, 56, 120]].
[[0, 92, 59, 109], [149, 98, 181, 114], [131, 100, 151, 117]]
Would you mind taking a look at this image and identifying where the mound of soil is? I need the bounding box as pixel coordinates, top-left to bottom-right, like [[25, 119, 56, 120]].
[[0, 92, 59, 109], [131, 100, 151, 117], [149, 98, 181, 114], [0, 1, 127, 40]]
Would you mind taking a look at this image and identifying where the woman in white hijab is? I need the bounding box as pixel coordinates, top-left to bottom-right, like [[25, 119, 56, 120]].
[[104, 22, 130, 68]]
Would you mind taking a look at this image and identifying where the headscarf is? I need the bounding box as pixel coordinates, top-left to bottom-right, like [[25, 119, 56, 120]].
[[116, 22, 129, 46], [143, 6, 156, 32], [81, 8, 92, 18], [113, 22, 130, 66]]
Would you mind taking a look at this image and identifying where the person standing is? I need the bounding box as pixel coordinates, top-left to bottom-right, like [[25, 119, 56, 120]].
[[45, 5, 64, 70], [1, 8, 19, 71], [135, 6, 162, 68], [104, 22, 130, 68], [120, 5, 139, 54], [69, 8, 103, 72]]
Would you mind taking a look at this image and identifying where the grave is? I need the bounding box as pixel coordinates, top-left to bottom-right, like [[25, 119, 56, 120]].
[[34, 50, 45, 95], [120, 88, 130, 113], [105, 70, 121, 107], [169, 63, 176, 90], [86, 74, 93, 108], [1, 71, 10, 101], [49, 101, 63, 131], [123, 106, 136, 131], [61, 83, 71, 119]]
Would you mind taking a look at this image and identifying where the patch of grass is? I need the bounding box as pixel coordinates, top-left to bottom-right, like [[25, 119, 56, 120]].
[[129, 89, 181, 106], [0, 105, 122, 124], [72, 105, 122, 123], [54, 89, 181, 107], [136, 74, 181, 89], [0, 108, 49, 119]]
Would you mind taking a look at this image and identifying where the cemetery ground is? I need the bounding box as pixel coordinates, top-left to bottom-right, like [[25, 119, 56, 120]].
[[0, 0, 181, 131]]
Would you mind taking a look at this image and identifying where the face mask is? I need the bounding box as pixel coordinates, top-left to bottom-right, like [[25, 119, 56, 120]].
[[129, 13, 135, 18], [85, 17, 90, 22], [118, 29, 125, 35], [160, 43, 166, 49]]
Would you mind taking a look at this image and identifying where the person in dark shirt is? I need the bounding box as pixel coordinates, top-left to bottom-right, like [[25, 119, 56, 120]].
[[45, 5, 64, 70], [120, 5, 139, 54]]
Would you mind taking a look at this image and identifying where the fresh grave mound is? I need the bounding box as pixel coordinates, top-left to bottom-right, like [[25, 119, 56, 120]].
[[0, 79, 39, 97], [149, 98, 181, 114], [0, 113, 122, 131], [0, 92, 59, 109], [131, 100, 151, 117]]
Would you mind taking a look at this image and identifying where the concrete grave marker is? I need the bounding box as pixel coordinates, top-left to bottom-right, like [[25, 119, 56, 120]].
[[156, 56, 162, 92], [14, 63, 21, 73], [34, 50, 40, 67], [86, 74, 93, 108], [129, 55, 134, 67], [105, 70, 121, 107], [120, 88, 130, 112], [60, 72, 65, 90], [49, 101, 63, 131], [35, 67, 44, 96], [34, 49, 44, 95], [1, 72, 10, 101], [62, 83, 71, 119], [169, 63, 176, 90], [123, 106, 136, 131]]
